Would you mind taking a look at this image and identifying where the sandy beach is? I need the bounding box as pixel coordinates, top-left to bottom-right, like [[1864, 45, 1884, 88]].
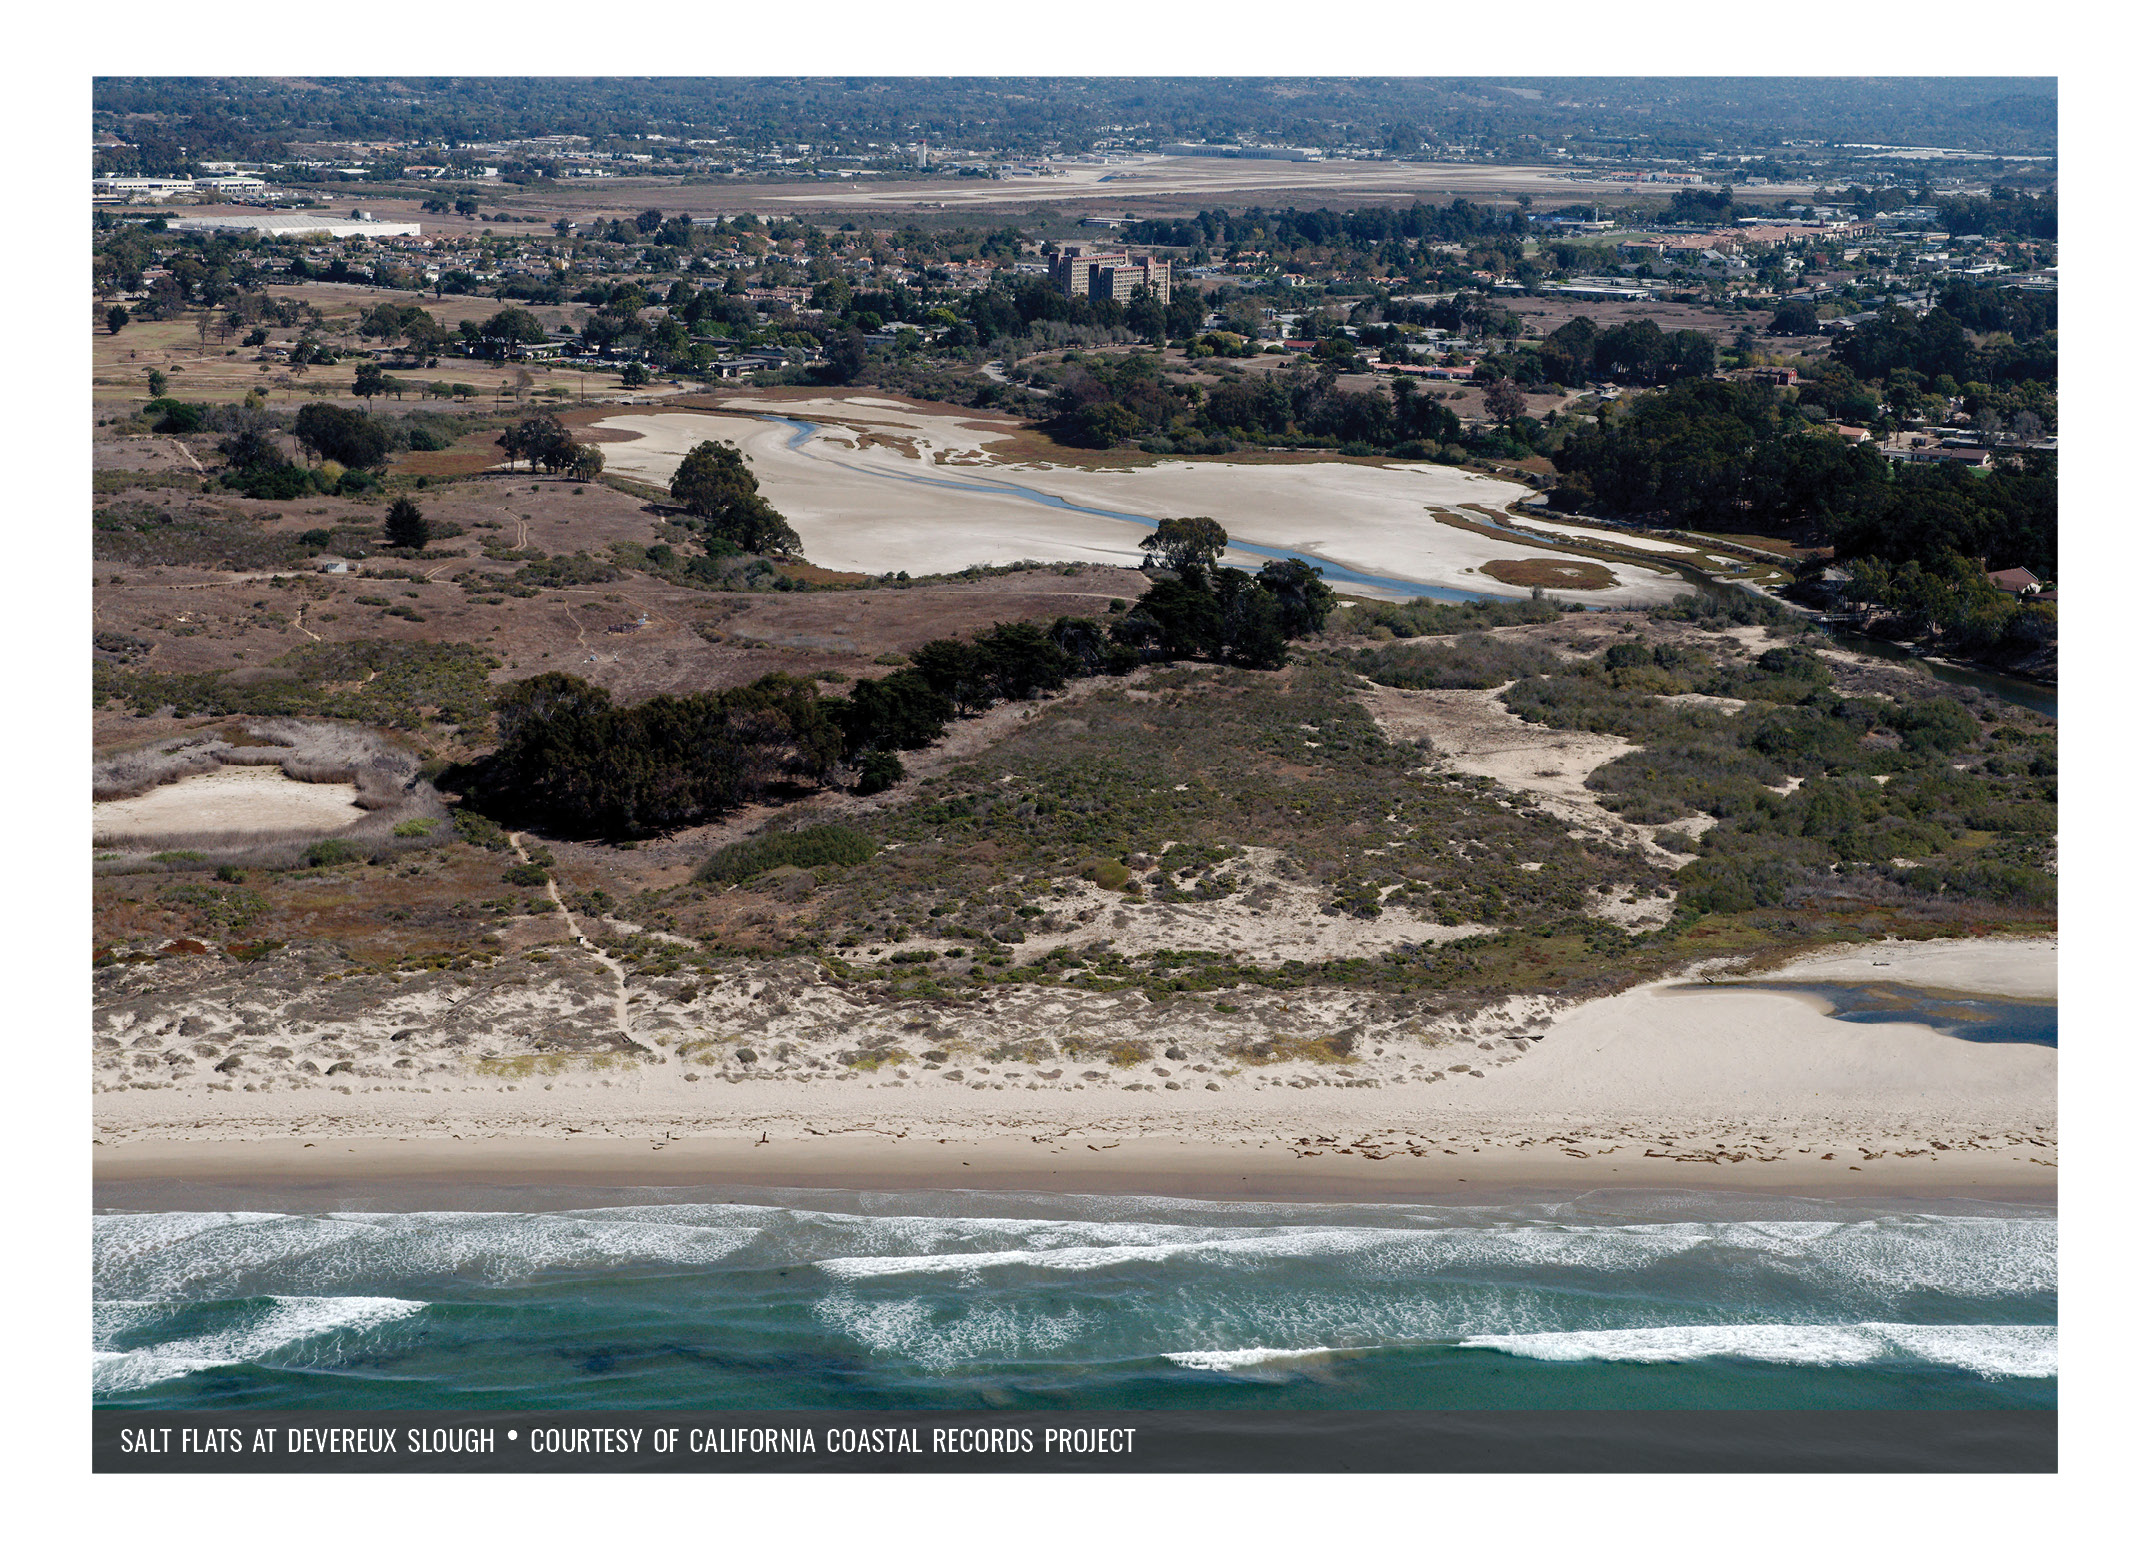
[[588, 402, 1687, 602], [93, 936, 2057, 1205]]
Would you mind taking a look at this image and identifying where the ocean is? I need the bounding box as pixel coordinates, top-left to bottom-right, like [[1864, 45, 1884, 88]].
[[92, 1188, 2055, 1413]]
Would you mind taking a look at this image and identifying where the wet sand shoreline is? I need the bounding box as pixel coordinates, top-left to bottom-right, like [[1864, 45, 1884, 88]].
[[94, 1130, 2056, 1212]]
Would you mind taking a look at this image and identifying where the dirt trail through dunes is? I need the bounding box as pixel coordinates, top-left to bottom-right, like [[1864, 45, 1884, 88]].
[[511, 832, 660, 1062]]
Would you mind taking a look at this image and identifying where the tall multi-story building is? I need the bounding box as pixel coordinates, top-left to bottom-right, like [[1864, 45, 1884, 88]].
[[1048, 243, 1171, 304]]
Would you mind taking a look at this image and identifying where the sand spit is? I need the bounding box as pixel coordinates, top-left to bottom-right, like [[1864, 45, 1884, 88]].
[[589, 405, 1687, 603], [1736, 936, 2058, 1000]]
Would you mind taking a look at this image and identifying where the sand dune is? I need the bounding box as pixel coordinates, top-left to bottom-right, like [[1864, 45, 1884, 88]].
[[94, 933, 2055, 1199], [93, 766, 365, 842]]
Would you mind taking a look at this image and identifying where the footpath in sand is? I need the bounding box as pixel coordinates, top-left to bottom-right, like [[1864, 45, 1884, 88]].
[[589, 401, 1686, 604]]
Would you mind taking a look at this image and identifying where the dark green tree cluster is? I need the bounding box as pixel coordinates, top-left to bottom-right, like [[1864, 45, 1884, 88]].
[[1139, 517, 1228, 569], [668, 440, 802, 556], [496, 414, 579, 474], [838, 621, 1089, 762], [465, 306, 550, 358], [294, 402, 391, 468], [1831, 297, 2053, 392], [1930, 189, 2058, 240], [1044, 354, 1462, 454], [463, 672, 842, 838], [1124, 199, 1529, 254], [839, 545, 1332, 777], [1521, 316, 1717, 389], [1837, 552, 2055, 657], [1111, 557, 1335, 670], [215, 407, 322, 499], [357, 301, 450, 355], [1551, 378, 2056, 580], [1554, 379, 1875, 531]]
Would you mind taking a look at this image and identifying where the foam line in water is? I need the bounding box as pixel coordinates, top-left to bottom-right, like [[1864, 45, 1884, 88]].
[[92, 1295, 426, 1395], [1161, 1347, 1342, 1372], [1459, 1322, 2056, 1380]]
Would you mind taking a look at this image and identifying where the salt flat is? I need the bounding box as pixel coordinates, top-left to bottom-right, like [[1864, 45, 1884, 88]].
[[593, 403, 1689, 602]]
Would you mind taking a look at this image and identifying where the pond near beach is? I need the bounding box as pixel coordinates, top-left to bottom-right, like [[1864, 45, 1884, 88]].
[[1672, 979, 2056, 1046]]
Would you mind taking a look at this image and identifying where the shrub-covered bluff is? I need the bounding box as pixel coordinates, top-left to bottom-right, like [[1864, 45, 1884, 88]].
[[93, 590, 2053, 1105]]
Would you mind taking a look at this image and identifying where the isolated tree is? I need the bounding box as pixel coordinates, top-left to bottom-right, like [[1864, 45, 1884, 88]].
[[384, 496, 429, 551], [620, 361, 649, 388], [353, 361, 388, 401], [1483, 377, 1530, 424], [670, 439, 801, 556], [145, 368, 168, 398], [1140, 516, 1229, 570], [477, 307, 548, 359], [822, 329, 868, 385], [106, 305, 129, 335], [570, 445, 606, 483]]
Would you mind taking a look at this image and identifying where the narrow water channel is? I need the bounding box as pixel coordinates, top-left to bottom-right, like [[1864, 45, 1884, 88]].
[[764, 415, 1507, 602]]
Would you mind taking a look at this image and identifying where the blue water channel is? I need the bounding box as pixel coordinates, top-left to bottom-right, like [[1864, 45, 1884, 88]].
[[762, 415, 1506, 602]]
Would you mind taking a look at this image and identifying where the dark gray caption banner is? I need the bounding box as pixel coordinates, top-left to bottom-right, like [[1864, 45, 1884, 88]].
[[95, 1410, 2057, 1473]]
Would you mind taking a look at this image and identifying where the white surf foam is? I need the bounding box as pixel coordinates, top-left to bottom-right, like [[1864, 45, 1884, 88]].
[[1460, 1322, 2056, 1380], [811, 1291, 1091, 1369], [94, 1207, 2053, 1328], [1161, 1347, 1340, 1372], [92, 1295, 426, 1395]]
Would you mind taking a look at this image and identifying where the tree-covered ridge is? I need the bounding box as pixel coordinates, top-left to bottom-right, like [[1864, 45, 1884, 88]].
[[456, 546, 1336, 840], [90, 77, 2057, 175]]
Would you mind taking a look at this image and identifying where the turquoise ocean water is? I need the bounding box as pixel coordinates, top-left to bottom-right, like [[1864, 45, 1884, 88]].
[[93, 1188, 2054, 1412]]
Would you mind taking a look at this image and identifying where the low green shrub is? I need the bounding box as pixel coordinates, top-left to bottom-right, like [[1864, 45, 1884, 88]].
[[695, 824, 877, 886]]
